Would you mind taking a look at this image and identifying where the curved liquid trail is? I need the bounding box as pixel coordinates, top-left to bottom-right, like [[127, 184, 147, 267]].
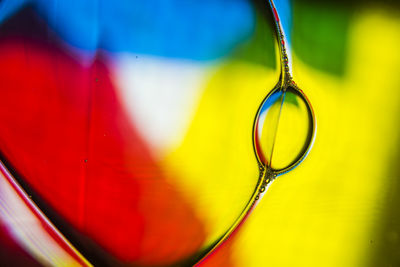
[[269, 0, 293, 76], [200, 0, 317, 262], [198, 0, 298, 265], [253, 0, 316, 177], [0, 1, 314, 266]]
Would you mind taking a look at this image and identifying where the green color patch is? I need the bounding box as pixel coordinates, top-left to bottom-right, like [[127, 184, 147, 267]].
[[231, 9, 277, 69], [292, 1, 353, 76], [285, 90, 299, 106]]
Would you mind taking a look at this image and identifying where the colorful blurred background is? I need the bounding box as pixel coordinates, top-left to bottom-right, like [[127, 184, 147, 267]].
[[0, 0, 399, 266]]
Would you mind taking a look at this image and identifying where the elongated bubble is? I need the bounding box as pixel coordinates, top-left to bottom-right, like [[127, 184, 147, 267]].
[[254, 86, 314, 173]]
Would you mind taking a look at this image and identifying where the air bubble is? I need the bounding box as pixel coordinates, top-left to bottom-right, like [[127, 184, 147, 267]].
[[254, 85, 315, 174]]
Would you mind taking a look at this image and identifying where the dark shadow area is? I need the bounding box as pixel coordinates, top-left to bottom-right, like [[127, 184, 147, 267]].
[[366, 117, 400, 267]]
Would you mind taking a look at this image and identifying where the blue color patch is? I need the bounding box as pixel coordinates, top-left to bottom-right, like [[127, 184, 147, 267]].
[[0, 0, 255, 60]]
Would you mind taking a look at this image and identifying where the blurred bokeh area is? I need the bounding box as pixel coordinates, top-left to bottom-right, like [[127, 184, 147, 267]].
[[0, 0, 399, 266]]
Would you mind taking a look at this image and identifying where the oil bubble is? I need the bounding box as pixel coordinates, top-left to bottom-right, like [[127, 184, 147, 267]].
[[254, 85, 315, 175]]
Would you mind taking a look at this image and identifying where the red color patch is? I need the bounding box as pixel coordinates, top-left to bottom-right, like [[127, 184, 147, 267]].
[[0, 39, 205, 265]]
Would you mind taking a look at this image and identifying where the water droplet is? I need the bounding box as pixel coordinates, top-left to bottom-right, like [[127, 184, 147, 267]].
[[254, 85, 315, 174]]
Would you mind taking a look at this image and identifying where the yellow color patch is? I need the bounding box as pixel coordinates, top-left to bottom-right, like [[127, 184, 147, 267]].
[[165, 62, 279, 249], [231, 7, 400, 267]]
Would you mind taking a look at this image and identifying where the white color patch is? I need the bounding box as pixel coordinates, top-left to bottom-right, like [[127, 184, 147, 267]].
[[112, 54, 211, 157]]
